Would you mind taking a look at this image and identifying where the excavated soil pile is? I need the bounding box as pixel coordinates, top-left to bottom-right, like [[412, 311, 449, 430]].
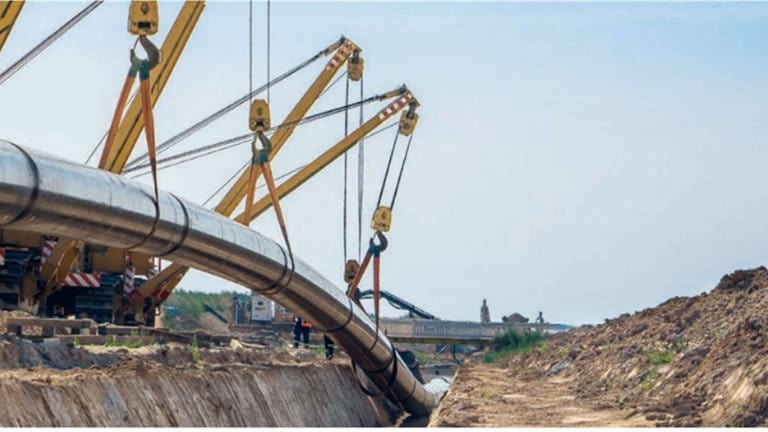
[[432, 267, 768, 427]]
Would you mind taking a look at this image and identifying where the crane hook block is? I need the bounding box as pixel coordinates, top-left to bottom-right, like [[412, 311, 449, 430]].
[[344, 259, 360, 283], [128, 1, 159, 36], [348, 50, 364, 82], [371, 206, 393, 232], [249, 99, 271, 132], [398, 108, 419, 137]]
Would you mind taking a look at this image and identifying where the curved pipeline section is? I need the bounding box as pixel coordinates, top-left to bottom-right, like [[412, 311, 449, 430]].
[[0, 140, 441, 416]]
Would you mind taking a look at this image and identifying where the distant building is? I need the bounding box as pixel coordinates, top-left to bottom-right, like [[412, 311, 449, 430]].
[[481, 299, 490, 323]]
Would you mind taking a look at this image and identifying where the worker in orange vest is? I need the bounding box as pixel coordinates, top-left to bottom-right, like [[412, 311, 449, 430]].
[[293, 316, 312, 348]]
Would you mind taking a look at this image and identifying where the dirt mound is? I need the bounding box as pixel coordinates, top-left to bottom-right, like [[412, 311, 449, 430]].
[[486, 267, 768, 427]]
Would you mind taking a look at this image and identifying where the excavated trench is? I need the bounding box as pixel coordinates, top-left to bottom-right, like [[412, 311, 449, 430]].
[[0, 339, 399, 427]]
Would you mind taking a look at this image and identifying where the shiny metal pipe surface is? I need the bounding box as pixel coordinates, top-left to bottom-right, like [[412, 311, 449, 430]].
[[0, 140, 441, 416]]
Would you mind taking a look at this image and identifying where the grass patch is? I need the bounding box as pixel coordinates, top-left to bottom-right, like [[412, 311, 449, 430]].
[[641, 369, 658, 392], [715, 326, 729, 342], [643, 348, 674, 365], [415, 351, 433, 364], [536, 341, 549, 354], [164, 289, 240, 320], [189, 335, 201, 365], [482, 330, 548, 364], [103, 336, 144, 349]]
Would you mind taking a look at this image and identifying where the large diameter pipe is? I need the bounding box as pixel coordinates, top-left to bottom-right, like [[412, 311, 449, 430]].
[[0, 140, 441, 416]]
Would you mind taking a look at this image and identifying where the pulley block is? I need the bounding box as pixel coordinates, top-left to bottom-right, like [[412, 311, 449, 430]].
[[249, 99, 271, 132], [398, 106, 419, 136], [371, 206, 392, 232], [348, 49, 364, 82], [128, 0, 159, 36], [344, 259, 360, 283]]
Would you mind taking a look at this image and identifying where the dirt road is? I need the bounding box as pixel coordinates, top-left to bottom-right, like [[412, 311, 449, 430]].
[[430, 362, 651, 427]]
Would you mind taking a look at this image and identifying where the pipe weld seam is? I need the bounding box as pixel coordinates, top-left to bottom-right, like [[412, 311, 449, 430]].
[[353, 346, 399, 398], [395, 377, 418, 404], [256, 245, 292, 296], [2, 142, 40, 227], [360, 349, 396, 375], [365, 330, 382, 354], [157, 193, 190, 257], [125, 191, 162, 251]]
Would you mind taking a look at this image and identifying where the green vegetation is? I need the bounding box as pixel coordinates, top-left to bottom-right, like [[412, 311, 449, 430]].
[[482, 330, 548, 364], [715, 326, 729, 342], [480, 386, 491, 399], [641, 369, 658, 392], [643, 348, 674, 365], [164, 289, 241, 320], [103, 336, 144, 349], [189, 334, 201, 364], [160, 315, 179, 330], [674, 335, 689, 352], [536, 341, 549, 354], [415, 351, 434, 364]]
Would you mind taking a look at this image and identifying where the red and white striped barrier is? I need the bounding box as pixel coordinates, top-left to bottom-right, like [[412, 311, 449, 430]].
[[123, 264, 135, 296], [148, 265, 159, 279], [325, 39, 355, 71], [63, 272, 100, 287], [0, 247, 5, 267], [377, 93, 414, 121], [40, 237, 57, 265]]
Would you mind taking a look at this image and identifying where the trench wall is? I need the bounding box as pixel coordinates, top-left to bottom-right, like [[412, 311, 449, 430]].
[[0, 363, 394, 427]]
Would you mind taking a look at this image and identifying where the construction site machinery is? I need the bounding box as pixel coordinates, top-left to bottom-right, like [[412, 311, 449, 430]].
[[126, 38, 361, 322], [0, 139, 443, 416], [0, 1, 24, 56], [0, 1, 205, 324], [138, 86, 418, 319], [358, 289, 437, 320]]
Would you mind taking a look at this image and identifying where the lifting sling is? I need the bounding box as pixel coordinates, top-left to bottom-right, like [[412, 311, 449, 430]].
[[346, 231, 388, 327], [100, 15, 162, 245]]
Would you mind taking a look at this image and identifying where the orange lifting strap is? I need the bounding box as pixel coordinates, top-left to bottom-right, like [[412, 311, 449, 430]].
[[242, 100, 294, 281], [101, 35, 161, 203], [346, 231, 388, 327]]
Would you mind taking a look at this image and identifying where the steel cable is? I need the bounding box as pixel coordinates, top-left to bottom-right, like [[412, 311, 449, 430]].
[[125, 93, 394, 175], [0, 1, 103, 86], [124, 48, 328, 169]]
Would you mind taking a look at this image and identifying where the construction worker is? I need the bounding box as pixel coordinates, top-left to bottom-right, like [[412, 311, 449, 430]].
[[293, 316, 311, 348], [324, 335, 335, 360]]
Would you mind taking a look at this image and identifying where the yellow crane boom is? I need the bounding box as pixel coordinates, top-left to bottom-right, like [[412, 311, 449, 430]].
[[0, 1, 24, 56], [140, 87, 418, 310], [102, 0, 205, 174], [214, 37, 358, 217], [234, 89, 417, 225], [131, 37, 360, 313], [38, 1, 205, 299]]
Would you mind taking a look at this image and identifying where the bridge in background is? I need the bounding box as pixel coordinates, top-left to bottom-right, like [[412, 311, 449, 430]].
[[379, 319, 555, 345]]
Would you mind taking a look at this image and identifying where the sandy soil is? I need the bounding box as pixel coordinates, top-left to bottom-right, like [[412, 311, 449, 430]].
[[430, 267, 768, 427], [430, 362, 651, 427]]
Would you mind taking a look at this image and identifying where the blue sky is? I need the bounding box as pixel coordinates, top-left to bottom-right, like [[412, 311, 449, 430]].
[[1, 2, 767, 325]]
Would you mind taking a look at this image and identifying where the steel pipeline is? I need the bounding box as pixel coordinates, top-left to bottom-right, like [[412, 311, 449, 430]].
[[0, 140, 441, 416]]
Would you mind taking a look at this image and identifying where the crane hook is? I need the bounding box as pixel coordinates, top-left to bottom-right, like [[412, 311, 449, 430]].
[[130, 35, 160, 73], [369, 231, 388, 255]]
